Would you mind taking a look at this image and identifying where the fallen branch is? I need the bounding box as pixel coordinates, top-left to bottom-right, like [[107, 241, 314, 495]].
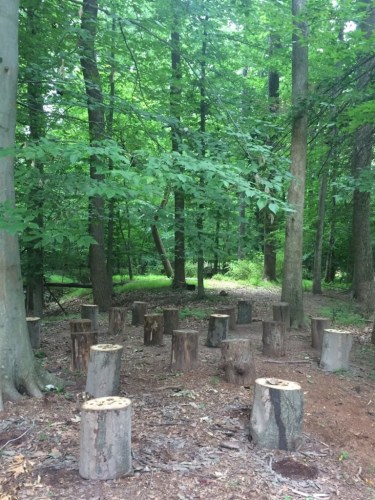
[[261, 359, 312, 364]]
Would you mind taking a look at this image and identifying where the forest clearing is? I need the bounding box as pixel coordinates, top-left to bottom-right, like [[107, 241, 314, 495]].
[[1, 281, 375, 500]]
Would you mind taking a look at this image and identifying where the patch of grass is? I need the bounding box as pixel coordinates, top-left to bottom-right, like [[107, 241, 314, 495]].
[[115, 275, 172, 293], [180, 307, 210, 320], [339, 450, 350, 461], [319, 303, 365, 326], [303, 279, 312, 291]]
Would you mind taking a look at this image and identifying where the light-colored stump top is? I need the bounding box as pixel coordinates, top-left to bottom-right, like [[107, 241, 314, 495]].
[[82, 396, 131, 411], [82, 304, 98, 308], [311, 317, 329, 321], [163, 307, 179, 311], [255, 377, 301, 391], [274, 302, 289, 306], [26, 317, 40, 321], [210, 314, 230, 318], [91, 344, 123, 352], [323, 329, 351, 335], [144, 313, 163, 318]]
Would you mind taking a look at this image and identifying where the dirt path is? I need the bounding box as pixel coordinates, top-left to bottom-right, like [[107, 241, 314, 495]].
[[1, 283, 375, 499]]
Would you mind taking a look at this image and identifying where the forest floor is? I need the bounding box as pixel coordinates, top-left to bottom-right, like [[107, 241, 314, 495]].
[[1, 281, 375, 500]]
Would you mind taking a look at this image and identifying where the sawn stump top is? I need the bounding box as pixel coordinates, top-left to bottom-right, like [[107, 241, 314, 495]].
[[82, 396, 131, 411]]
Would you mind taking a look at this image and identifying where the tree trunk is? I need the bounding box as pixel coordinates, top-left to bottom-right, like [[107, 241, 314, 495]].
[[171, 330, 199, 372], [281, 0, 308, 327], [24, 5, 46, 318], [324, 194, 336, 283], [312, 172, 328, 294], [250, 378, 304, 451], [0, 0, 46, 410], [151, 189, 173, 278], [79, 0, 112, 312], [350, 2, 374, 314], [170, 12, 186, 288], [79, 396, 132, 480]]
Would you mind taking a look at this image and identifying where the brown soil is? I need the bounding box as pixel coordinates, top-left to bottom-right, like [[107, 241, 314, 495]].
[[1, 283, 375, 500]]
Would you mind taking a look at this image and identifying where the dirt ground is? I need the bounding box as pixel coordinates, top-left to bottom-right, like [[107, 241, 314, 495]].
[[1, 282, 375, 500]]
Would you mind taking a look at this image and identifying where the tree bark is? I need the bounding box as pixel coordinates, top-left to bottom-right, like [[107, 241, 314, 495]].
[[311, 317, 330, 351], [206, 314, 229, 347], [144, 314, 164, 346], [171, 330, 199, 371], [0, 0, 46, 410], [219, 339, 256, 386], [81, 304, 99, 332], [320, 329, 352, 372], [350, 2, 375, 314], [312, 172, 328, 294], [262, 321, 286, 357], [237, 300, 252, 324], [79, 396, 132, 480], [163, 307, 179, 335], [79, 0, 112, 312], [86, 344, 123, 397], [131, 301, 148, 326], [26, 317, 41, 350], [108, 307, 127, 336], [281, 0, 308, 327], [250, 378, 304, 451]]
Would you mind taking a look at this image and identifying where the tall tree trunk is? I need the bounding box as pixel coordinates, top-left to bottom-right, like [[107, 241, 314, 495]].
[[350, 1, 375, 315], [263, 44, 280, 282], [79, 0, 112, 311], [196, 15, 208, 299], [281, 0, 308, 327], [324, 193, 336, 283], [151, 189, 173, 278], [213, 214, 220, 275], [0, 0, 46, 410], [312, 172, 328, 294], [25, 5, 46, 317], [106, 13, 116, 286], [170, 9, 186, 288]]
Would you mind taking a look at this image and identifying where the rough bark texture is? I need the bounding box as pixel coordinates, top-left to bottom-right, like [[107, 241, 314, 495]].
[[206, 314, 229, 347], [320, 329, 352, 372], [262, 321, 286, 357], [26, 317, 41, 350], [219, 339, 256, 386], [272, 302, 291, 329], [79, 396, 132, 480], [131, 301, 148, 326], [71, 331, 98, 372], [350, 1, 375, 315], [70, 319, 92, 334], [163, 308, 180, 336], [86, 344, 123, 397], [311, 317, 330, 351], [81, 304, 99, 332], [281, 0, 308, 327], [250, 378, 304, 451], [171, 330, 198, 372], [144, 314, 164, 346], [0, 0, 46, 410], [312, 173, 328, 294], [237, 300, 252, 324], [215, 307, 236, 330], [108, 307, 127, 336], [79, 0, 112, 312]]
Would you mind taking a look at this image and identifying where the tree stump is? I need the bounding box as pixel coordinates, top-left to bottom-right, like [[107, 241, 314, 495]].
[[262, 320, 286, 357], [70, 319, 92, 333], [249, 377, 304, 451], [215, 306, 236, 330], [26, 317, 41, 349], [237, 300, 252, 324], [320, 329, 352, 372], [131, 301, 148, 326], [273, 302, 290, 328], [206, 314, 229, 347], [144, 313, 163, 346], [108, 307, 127, 337], [79, 396, 132, 480], [219, 339, 256, 386], [86, 344, 124, 397], [163, 307, 179, 335], [171, 329, 199, 371], [311, 317, 330, 351], [81, 304, 99, 332], [71, 331, 98, 372]]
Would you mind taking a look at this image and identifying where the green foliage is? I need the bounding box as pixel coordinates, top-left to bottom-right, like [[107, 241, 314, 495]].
[[319, 304, 365, 326], [115, 275, 172, 293], [180, 307, 210, 320]]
